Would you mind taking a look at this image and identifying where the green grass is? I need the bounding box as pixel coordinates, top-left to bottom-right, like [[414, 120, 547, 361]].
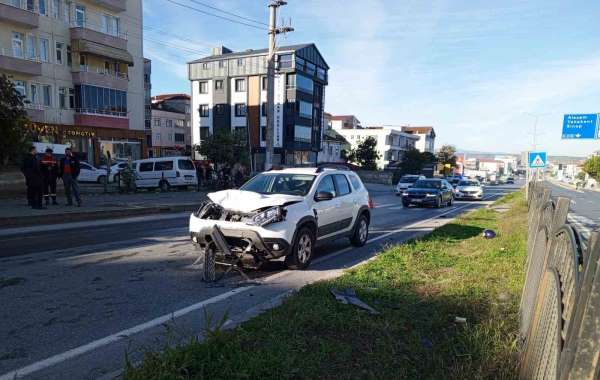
[[124, 192, 528, 380]]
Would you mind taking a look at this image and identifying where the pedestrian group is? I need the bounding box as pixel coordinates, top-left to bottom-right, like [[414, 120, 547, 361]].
[[22, 146, 82, 209]]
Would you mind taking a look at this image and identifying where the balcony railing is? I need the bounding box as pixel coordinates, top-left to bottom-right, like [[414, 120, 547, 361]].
[[76, 65, 128, 80], [0, 47, 42, 76], [75, 108, 127, 118], [0, 2, 39, 28], [70, 21, 128, 41]]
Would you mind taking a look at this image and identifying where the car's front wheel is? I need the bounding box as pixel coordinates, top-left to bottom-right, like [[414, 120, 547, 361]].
[[350, 214, 369, 247], [285, 227, 315, 270]]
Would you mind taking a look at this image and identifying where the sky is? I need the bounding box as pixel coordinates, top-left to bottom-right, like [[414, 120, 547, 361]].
[[143, 0, 600, 157]]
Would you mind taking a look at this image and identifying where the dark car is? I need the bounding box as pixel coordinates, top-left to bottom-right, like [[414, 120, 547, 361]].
[[402, 179, 454, 208], [506, 177, 515, 184]]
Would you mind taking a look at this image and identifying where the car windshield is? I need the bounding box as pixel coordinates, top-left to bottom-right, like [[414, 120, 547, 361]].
[[240, 173, 316, 196], [400, 176, 420, 183], [414, 180, 441, 189], [459, 180, 480, 186]]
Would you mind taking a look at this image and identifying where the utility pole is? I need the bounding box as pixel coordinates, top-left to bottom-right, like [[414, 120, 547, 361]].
[[523, 112, 548, 187], [265, 0, 293, 170]]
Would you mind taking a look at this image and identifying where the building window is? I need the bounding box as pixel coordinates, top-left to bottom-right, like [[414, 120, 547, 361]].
[[261, 126, 266, 141], [234, 78, 246, 92], [58, 87, 67, 108], [296, 74, 314, 94], [202, 62, 209, 70], [168, 133, 173, 141], [39, 38, 49, 62], [215, 104, 225, 115], [12, 32, 24, 58], [68, 88, 74, 108], [199, 81, 208, 94], [30, 83, 38, 104], [261, 76, 267, 90], [294, 125, 311, 143], [200, 127, 210, 139], [214, 80, 223, 90], [153, 118, 160, 126], [75, 5, 85, 27], [279, 53, 292, 69], [261, 102, 267, 117], [155, 133, 161, 141], [26, 34, 36, 59], [13, 80, 27, 97], [298, 100, 312, 119], [38, 0, 46, 15], [286, 73, 296, 89], [174, 133, 184, 143], [234, 126, 246, 142], [42, 85, 51, 106], [317, 67, 326, 81], [52, 0, 61, 18], [306, 61, 316, 75], [55, 42, 63, 64], [218, 60, 225, 68], [101, 14, 119, 36], [175, 119, 185, 127], [66, 45, 72, 66], [166, 119, 173, 128], [295, 56, 305, 70], [74, 84, 127, 115], [199, 104, 209, 117], [234, 103, 246, 117], [237, 58, 244, 66]]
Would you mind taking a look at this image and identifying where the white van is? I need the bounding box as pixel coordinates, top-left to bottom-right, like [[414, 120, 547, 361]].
[[134, 157, 197, 191]]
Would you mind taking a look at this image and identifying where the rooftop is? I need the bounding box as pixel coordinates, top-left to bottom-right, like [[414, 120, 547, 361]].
[[401, 126, 436, 136]]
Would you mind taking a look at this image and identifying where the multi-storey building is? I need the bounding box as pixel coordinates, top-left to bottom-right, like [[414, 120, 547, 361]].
[[0, 0, 145, 165], [401, 126, 436, 153], [150, 94, 191, 157], [188, 43, 329, 169], [336, 126, 419, 169], [330, 114, 362, 130]]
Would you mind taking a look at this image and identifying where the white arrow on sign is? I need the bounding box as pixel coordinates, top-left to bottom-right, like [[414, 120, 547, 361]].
[[531, 155, 545, 167]]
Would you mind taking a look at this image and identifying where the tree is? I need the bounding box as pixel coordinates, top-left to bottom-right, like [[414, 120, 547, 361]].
[[347, 136, 380, 170], [582, 156, 600, 181], [392, 149, 436, 182], [437, 144, 457, 176], [195, 129, 249, 167], [0, 74, 30, 169]]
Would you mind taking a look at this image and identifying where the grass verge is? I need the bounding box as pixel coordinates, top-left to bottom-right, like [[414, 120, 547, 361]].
[[124, 191, 527, 380]]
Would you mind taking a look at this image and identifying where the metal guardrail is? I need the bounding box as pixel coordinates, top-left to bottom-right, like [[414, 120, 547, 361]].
[[519, 181, 600, 379]]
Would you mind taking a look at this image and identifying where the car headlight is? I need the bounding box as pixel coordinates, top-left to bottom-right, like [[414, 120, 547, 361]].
[[248, 206, 285, 227], [402, 191, 409, 196]]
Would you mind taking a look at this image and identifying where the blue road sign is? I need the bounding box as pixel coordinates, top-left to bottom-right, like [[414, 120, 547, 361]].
[[562, 114, 599, 139], [528, 151, 547, 168]]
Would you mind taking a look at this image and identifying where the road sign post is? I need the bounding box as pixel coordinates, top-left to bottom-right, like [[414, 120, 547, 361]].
[[562, 114, 599, 139]]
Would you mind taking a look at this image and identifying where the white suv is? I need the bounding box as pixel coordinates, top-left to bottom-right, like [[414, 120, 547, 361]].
[[189, 167, 372, 270]]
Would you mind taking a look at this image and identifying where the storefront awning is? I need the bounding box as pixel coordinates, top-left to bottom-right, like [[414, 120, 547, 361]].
[[72, 39, 134, 65]]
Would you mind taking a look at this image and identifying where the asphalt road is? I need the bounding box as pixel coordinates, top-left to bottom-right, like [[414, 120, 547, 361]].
[[546, 181, 600, 241], [0, 183, 519, 380]]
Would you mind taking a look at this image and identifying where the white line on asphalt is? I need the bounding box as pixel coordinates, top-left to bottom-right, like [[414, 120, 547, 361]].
[[374, 203, 397, 209], [0, 212, 191, 237], [0, 194, 501, 379], [0, 286, 255, 380]]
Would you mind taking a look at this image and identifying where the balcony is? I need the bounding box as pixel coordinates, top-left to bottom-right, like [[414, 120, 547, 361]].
[[70, 25, 133, 64], [24, 103, 45, 122], [0, 49, 42, 76], [89, 0, 126, 12], [72, 66, 128, 90], [74, 109, 129, 129], [0, 3, 39, 28]]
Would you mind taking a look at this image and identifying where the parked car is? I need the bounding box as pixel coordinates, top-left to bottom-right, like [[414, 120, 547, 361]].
[[401, 179, 454, 208], [455, 179, 483, 200], [506, 176, 515, 184], [78, 162, 108, 183], [134, 157, 198, 191], [395, 174, 426, 195], [189, 167, 372, 270], [108, 162, 129, 183]]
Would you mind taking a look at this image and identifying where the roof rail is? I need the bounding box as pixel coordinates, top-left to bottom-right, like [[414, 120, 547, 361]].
[[315, 163, 351, 173]]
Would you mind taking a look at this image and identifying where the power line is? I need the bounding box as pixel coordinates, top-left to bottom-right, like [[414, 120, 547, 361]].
[[144, 37, 209, 56], [164, 0, 268, 31], [186, 0, 268, 26]]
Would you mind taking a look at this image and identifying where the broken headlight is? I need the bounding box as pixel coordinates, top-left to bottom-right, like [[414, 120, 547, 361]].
[[248, 206, 285, 227]]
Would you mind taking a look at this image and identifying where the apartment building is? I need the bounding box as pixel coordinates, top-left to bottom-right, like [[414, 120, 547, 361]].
[[150, 94, 191, 157], [330, 114, 362, 130], [0, 0, 145, 165], [188, 43, 329, 169], [401, 126, 436, 153], [337, 126, 419, 169]]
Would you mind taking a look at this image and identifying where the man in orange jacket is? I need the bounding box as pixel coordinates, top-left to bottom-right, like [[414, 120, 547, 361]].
[[40, 148, 59, 205]]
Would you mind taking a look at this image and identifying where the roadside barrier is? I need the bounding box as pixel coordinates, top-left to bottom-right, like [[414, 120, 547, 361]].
[[519, 181, 600, 379]]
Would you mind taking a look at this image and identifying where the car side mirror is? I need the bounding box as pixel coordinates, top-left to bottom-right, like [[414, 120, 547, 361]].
[[315, 191, 334, 202]]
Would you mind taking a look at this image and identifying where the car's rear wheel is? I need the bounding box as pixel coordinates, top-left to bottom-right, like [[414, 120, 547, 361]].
[[97, 175, 106, 184], [285, 227, 315, 270], [159, 180, 170, 192], [402, 200, 410, 208], [350, 214, 369, 247]]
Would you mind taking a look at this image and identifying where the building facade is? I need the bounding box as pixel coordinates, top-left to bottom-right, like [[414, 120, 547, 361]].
[[150, 94, 192, 157], [330, 114, 361, 130], [143, 57, 151, 155], [401, 126, 435, 153], [188, 43, 329, 169], [336, 126, 419, 169], [0, 0, 145, 165]]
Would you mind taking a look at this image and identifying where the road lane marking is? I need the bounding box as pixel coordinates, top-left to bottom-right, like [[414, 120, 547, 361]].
[[0, 193, 503, 379], [0, 286, 255, 380]]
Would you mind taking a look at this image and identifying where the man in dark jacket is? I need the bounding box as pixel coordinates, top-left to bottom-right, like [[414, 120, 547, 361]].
[[40, 148, 59, 205], [59, 147, 82, 206], [21, 146, 44, 209]]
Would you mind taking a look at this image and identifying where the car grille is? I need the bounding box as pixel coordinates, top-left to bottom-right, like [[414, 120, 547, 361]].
[[409, 193, 426, 198]]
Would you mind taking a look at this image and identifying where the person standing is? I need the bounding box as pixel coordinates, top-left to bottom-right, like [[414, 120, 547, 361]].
[[59, 148, 82, 207], [21, 146, 44, 209], [40, 148, 59, 205]]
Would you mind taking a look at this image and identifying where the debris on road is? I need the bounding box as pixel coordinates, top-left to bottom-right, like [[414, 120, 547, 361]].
[[330, 288, 380, 315], [421, 337, 434, 349], [454, 316, 467, 324], [483, 229, 497, 239]]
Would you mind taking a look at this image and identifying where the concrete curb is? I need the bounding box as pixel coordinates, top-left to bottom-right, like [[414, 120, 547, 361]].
[[0, 203, 199, 228]]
